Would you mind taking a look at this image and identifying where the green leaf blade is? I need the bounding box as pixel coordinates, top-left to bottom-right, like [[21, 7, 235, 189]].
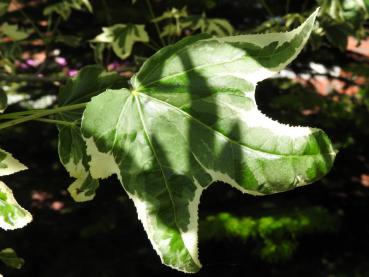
[[133, 8, 319, 91], [81, 8, 335, 273], [82, 89, 203, 272], [57, 65, 125, 202]]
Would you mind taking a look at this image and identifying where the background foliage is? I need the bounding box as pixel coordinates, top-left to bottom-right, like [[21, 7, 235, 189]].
[[0, 0, 369, 276]]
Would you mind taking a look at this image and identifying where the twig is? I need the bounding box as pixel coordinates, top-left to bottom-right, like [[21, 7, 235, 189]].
[[0, 74, 68, 84], [17, 2, 45, 40], [145, 0, 166, 46], [285, 0, 290, 14], [260, 0, 274, 17], [33, 118, 76, 126], [309, 72, 359, 86], [0, 103, 86, 130]]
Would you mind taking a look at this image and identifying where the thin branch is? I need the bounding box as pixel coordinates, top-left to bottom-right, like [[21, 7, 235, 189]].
[[309, 72, 359, 86], [33, 118, 77, 126], [0, 109, 49, 120], [0, 103, 86, 130], [285, 0, 290, 14], [17, 2, 45, 40], [145, 0, 166, 46], [0, 74, 68, 84], [143, 42, 159, 51], [260, 0, 274, 17]]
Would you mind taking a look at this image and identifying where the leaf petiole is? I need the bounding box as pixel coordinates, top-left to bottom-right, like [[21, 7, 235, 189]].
[[0, 103, 87, 130], [0, 109, 49, 120], [33, 118, 77, 126]]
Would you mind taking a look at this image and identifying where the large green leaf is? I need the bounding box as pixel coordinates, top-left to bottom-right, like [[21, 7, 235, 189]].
[[81, 9, 335, 272], [0, 149, 31, 230], [58, 65, 126, 202], [92, 24, 149, 60]]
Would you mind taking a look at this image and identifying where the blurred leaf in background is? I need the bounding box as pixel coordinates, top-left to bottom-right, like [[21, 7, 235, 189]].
[[0, 248, 24, 269], [92, 24, 149, 60]]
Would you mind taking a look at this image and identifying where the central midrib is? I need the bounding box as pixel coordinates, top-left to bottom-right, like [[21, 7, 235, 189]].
[[135, 95, 198, 265]]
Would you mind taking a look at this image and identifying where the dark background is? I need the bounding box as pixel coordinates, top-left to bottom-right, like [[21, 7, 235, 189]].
[[1, 0, 369, 276]]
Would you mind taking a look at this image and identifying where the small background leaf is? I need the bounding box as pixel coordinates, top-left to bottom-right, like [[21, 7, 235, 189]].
[[0, 248, 24, 269], [0, 0, 10, 17], [92, 24, 149, 60], [0, 23, 31, 41]]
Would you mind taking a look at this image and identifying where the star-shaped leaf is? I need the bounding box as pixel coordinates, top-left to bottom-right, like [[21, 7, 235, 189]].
[[184, 14, 234, 36], [92, 24, 149, 60], [80, 9, 335, 272]]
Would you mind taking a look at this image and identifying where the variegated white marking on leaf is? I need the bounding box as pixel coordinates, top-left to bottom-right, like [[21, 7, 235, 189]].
[[80, 9, 333, 273], [180, 178, 203, 267], [64, 159, 85, 178], [216, 69, 275, 86], [84, 137, 120, 180], [67, 174, 92, 202], [85, 129, 203, 270], [212, 8, 319, 84], [0, 181, 32, 230], [295, 175, 307, 187], [189, 149, 267, 196], [127, 193, 163, 256], [224, 98, 314, 139], [207, 169, 263, 195], [218, 8, 318, 47], [64, 156, 98, 202], [129, 189, 200, 273], [0, 150, 27, 177]]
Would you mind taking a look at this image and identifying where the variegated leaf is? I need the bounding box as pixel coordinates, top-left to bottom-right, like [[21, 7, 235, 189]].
[[43, 0, 92, 20], [81, 9, 335, 272], [57, 65, 126, 202], [92, 24, 149, 60], [0, 149, 31, 230]]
